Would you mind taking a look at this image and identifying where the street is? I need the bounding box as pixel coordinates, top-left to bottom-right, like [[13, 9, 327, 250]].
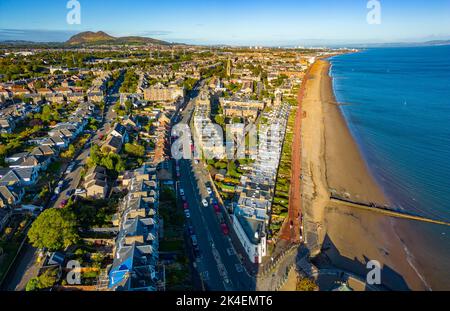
[[172, 82, 255, 290]]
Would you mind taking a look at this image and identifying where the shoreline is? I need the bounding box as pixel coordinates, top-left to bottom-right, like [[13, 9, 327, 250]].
[[321, 59, 388, 206], [301, 59, 449, 290]]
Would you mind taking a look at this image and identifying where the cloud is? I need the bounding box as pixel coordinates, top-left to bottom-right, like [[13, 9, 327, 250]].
[[135, 30, 173, 37], [0, 29, 78, 42]]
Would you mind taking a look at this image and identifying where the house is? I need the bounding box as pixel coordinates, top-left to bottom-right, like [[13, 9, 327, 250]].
[[5, 152, 30, 163], [85, 166, 108, 199], [110, 123, 129, 143], [30, 145, 57, 158], [0, 186, 24, 208], [87, 92, 103, 102], [66, 92, 85, 103], [53, 87, 72, 95], [85, 179, 108, 199], [41, 136, 68, 149], [122, 115, 140, 131], [0, 168, 38, 186], [0, 117, 15, 133], [46, 93, 65, 104], [9, 155, 48, 171], [101, 135, 123, 154], [37, 88, 53, 96]]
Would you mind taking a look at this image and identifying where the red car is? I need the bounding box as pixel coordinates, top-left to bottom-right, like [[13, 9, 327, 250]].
[[183, 202, 189, 210], [213, 204, 220, 213], [220, 223, 229, 235], [60, 200, 68, 208]]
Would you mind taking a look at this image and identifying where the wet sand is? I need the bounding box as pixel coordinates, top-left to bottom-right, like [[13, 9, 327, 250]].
[[301, 59, 450, 290]]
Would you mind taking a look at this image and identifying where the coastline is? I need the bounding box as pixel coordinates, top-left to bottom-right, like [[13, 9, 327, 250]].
[[301, 59, 450, 290]]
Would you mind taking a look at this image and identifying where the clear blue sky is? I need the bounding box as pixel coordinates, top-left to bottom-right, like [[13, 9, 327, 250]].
[[1, 0, 449, 45]]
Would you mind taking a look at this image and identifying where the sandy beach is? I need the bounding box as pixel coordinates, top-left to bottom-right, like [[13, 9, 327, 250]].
[[301, 59, 450, 290]]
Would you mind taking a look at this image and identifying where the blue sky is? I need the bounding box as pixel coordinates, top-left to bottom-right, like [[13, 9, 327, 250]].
[[0, 0, 449, 45]]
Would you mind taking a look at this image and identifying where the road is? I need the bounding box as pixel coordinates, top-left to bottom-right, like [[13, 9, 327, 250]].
[[172, 83, 255, 290], [50, 73, 122, 210]]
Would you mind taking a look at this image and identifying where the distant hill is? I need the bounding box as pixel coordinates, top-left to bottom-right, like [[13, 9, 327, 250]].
[[66, 31, 171, 46]]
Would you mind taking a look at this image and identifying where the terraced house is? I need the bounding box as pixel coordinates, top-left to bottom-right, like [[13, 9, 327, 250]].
[[106, 163, 164, 291]]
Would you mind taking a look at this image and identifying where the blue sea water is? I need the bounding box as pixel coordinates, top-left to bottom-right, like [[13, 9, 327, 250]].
[[329, 46, 450, 222]]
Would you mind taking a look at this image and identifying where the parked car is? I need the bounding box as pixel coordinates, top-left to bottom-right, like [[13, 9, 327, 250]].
[[66, 189, 75, 196], [65, 163, 75, 174], [220, 223, 229, 235], [213, 204, 220, 213], [75, 189, 86, 195], [184, 209, 191, 218], [191, 235, 198, 247], [206, 187, 212, 195], [179, 188, 185, 196], [54, 186, 62, 195], [183, 202, 189, 210], [202, 199, 208, 207], [188, 225, 194, 235], [60, 200, 68, 208]]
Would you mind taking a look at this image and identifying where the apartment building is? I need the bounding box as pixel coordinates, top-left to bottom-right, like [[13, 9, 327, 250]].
[[143, 83, 185, 102], [231, 102, 290, 264]]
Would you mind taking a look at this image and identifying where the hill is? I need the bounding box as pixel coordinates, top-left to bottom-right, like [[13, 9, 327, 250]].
[[66, 31, 171, 46]]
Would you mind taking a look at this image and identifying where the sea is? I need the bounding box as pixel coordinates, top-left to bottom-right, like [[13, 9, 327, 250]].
[[329, 45, 450, 223]]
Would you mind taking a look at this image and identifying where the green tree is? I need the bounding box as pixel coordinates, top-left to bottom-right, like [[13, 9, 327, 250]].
[[89, 144, 102, 166], [124, 143, 145, 157], [28, 209, 79, 251], [61, 144, 76, 159], [41, 105, 52, 122], [38, 269, 58, 289], [26, 278, 41, 291]]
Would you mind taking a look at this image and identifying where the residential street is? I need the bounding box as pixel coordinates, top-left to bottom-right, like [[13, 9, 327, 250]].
[[0, 74, 122, 291]]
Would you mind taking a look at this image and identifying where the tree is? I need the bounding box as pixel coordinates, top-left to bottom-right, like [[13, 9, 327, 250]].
[[214, 115, 225, 127], [26, 269, 59, 291], [296, 277, 319, 291], [61, 144, 75, 159], [124, 143, 145, 157], [89, 144, 102, 166], [38, 268, 58, 289], [28, 209, 79, 251], [41, 105, 52, 122], [26, 278, 41, 291]]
